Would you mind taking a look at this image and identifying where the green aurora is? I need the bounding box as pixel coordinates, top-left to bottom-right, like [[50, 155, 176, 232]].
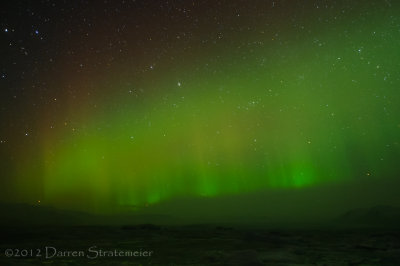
[[2, 1, 400, 214]]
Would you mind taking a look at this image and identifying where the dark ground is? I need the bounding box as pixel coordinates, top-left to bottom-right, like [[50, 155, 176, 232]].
[[1, 225, 400, 265]]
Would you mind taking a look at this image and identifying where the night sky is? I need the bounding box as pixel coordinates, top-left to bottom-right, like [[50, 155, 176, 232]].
[[1, 0, 399, 218]]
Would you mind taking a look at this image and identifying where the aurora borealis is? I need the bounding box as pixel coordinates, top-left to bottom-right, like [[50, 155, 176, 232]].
[[1, 0, 400, 214]]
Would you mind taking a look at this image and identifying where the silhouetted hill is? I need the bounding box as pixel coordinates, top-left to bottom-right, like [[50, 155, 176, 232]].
[[0, 203, 97, 225], [3, 202, 400, 229], [0, 203, 173, 226], [336, 205, 400, 228]]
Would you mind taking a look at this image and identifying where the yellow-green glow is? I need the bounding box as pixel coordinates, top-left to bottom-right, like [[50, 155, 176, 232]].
[[5, 1, 399, 213]]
